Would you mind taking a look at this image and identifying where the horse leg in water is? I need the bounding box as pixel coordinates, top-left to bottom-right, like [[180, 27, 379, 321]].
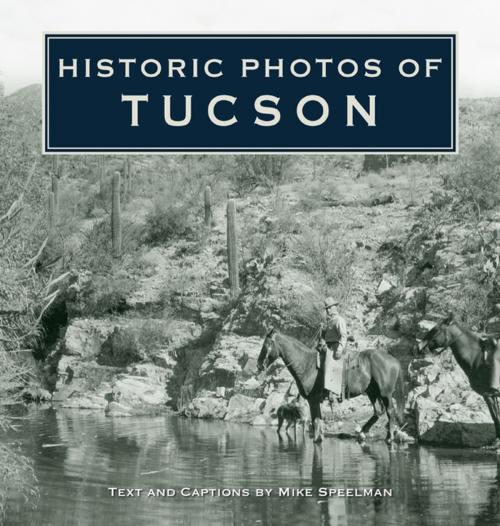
[[382, 394, 398, 443], [358, 382, 383, 442], [484, 396, 500, 449], [309, 400, 323, 443], [277, 410, 284, 435]]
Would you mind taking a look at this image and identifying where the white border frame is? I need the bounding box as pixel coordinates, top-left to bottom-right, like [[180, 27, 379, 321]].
[[43, 32, 458, 155]]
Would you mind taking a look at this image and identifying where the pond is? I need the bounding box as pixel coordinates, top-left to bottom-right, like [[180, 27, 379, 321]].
[[3, 409, 500, 525]]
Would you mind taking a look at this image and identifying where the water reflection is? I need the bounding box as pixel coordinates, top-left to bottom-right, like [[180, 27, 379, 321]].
[[3, 409, 500, 525]]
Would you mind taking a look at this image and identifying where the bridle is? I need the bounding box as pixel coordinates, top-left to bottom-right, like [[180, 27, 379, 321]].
[[263, 328, 279, 364], [418, 321, 452, 354]]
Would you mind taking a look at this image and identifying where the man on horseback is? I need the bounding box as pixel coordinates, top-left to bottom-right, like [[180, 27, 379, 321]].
[[317, 297, 348, 402]]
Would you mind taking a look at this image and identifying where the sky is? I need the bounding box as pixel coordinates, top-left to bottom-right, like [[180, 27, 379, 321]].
[[0, 0, 499, 97]]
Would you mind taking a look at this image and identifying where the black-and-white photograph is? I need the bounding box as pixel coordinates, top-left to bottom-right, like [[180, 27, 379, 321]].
[[1, 2, 500, 525]]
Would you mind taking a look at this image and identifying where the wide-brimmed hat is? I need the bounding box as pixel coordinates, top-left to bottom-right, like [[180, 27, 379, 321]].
[[324, 297, 338, 309]]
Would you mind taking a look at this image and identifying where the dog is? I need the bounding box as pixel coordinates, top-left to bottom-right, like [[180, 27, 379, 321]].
[[276, 396, 309, 435]]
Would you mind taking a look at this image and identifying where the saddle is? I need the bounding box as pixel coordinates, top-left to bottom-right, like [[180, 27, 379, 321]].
[[318, 346, 361, 403]]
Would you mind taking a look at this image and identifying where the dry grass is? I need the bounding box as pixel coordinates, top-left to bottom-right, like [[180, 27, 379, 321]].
[[292, 223, 356, 306]]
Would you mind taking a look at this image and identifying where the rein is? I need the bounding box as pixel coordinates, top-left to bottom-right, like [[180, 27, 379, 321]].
[[274, 336, 294, 369], [308, 327, 321, 348]]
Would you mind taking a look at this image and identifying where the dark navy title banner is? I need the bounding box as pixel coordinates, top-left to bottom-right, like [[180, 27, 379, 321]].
[[44, 34, 456, 153]]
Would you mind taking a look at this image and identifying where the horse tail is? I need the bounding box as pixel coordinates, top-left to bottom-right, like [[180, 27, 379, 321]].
[[394, 366, 406, 427]]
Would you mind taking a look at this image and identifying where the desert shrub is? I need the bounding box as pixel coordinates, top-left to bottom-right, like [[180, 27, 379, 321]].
[[241, 219, 275, 265], [281, 286, 324, 337], [363, 172, 387, 189], [0, 441, 38, 518], [71, 218, 142, 317], [442, 128, 500, 215], [76, 217, 144, 274], [97, 328, 143, 367], [231, 155, 292, 195], [144, 197, 196, 245], [402, 190, 471, 264], [293, 224, 356, 305], [135, 156, 230, 212], [445, 264, 497, 330], [308, 155, 355, 179], [159, 265, 210, 310], [362, 155, 393, 173], [140, 165, 227, 246], [0, 191, 58, 354], [133, 320, 171, 355], [78, 274, 136, 317], [56, 178, 96, 223], [241, 194, 301, 265], [0, 353, 38, 518], [296, 177, 341, 211]]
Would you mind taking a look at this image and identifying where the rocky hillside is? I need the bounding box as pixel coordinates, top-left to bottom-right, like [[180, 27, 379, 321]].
[[41, 166, 432, 438], [2, 85, 500, 447], [380, 200, 500, 446]]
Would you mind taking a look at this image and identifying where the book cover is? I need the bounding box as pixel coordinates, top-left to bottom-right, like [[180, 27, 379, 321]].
[[0, 2, 498, 525]]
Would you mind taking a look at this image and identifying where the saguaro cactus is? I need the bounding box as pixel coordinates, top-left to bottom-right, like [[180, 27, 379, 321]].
[[226, 199, 239, 298], [122, 157, 133, 200], [98, 156, 105, 194], [204, 186, 212, 227], [112, 171, 122, 257], [127, 157, 133, 195], [57, 160, 63, 180], [52, 155, 58, 176], [51, 174, 59, 211], [48, 192, 56, 232]]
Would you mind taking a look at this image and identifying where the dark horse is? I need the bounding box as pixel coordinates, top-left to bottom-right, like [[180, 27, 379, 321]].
[[419, 313, 500, 448], [257, 328, 405, 443]]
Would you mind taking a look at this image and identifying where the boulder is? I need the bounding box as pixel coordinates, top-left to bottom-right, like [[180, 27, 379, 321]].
[[251, 414, 270, 426], [107, 371, 169, 415], [199, 334, 263, 389], [417, 319, 436, 338], [408, 349, 469, 391], [408, 350, 496, 446], [376, 276, 395, 297], [224, 394, 262, 423], [185, 395, 228, 419], [161, 320, 203, 352], [238, 377, 263, 397], [127, 363, 169, 384], [53, 360, 115, 405], [60, 391, 109, 410], [105, 402, 136, 417], [415, 396, 494, 447], [63, 319, 114, 358], [62, 316, 195, 364], [262, 390, 288, 419], [53, 352, 169, 415], [152, 350, 176, 370]]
